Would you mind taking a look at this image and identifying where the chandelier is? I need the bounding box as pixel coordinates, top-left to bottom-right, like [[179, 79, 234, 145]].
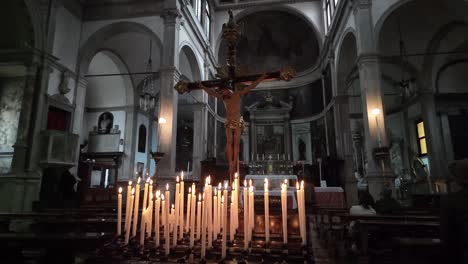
[[139, 40, 157, 112], [397, 19, 416, 103]]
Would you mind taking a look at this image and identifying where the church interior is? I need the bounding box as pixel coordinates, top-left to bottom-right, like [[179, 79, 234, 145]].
[[1, 0, 468, 263]]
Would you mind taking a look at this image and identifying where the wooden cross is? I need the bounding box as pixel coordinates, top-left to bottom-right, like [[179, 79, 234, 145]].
[[174, 10, 295, 179]]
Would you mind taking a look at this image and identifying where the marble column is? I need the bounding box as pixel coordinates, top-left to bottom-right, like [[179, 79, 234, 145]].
[[192, 103, 206, 181], [354, 0, 393, 198], [158, 5, 181, 179]]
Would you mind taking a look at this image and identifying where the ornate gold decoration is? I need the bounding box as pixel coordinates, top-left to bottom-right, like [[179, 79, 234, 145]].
[[175, 80, 189, 94]]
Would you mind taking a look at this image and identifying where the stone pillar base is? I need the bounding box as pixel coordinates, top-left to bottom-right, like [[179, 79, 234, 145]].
[[0, 172, 41, 212]]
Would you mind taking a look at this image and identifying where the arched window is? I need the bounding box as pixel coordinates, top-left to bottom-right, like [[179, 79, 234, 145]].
[[191, 0, 211, 39], [138, 124, 147, 153]]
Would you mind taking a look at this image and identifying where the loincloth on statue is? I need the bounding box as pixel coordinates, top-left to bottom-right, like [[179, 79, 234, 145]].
[[224, 116, 245, 130]]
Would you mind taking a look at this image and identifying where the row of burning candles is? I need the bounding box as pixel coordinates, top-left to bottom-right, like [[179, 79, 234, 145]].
[[116, 173, 307, 258]]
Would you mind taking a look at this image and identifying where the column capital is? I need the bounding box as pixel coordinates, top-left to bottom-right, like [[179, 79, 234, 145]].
[[159, 67, 180, 78], [352, 0, 372, 14], [356, 53, 380, 68], [162, 8, 182, 29]]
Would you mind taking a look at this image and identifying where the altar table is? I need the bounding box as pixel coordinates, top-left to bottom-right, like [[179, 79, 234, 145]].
[[314, 187, 346, 208]]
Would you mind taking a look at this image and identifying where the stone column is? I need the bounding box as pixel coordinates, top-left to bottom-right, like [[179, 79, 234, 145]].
[[158, 4, 181, 179], [353, 0, 392, 198], [440, 112, 454, 163], [420, 92, 447, 181], [70, 77, 88, 177], [192, 103, 206, 181], [11, 63, 39, 173]]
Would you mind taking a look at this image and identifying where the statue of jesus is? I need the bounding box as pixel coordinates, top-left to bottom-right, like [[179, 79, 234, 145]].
[[198, 73, 268, 175]]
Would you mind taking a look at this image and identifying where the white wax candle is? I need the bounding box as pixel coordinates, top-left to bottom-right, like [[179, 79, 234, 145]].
[[140, 208, 146, 246], [207, 177, 213, 248], [217, 184, 222, 235], [117, 187, 122, 236], [264, 179, 269, 243], [243, 180, 249, 249], [296, 182, 303, 245], [125, 188, 135, 245], [132, 177, 142, 237], [125, 181, 132, 232], [281, 181, 288, 244], [164, 184, 170, 255], [301, 181, 307, 245], [230, 196, 235, 242], [196, 194, 201, 240], [221, 195, 227, 259], [155, 191, 160, 247], [190, 191, 196, 247], [147, 193, 153, 238], [248, 186, 254, 242], [213, 189, 218, 237], [179, 172, 184, 239], [174, 176, 180, 245], [201, 194, 206, 258], [171, 204, 175, 246], [186, 187, 192, 232]]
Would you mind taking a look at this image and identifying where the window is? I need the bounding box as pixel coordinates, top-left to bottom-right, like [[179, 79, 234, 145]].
[[205, 0, 211, 38], [334, 0, 339, 7], [324, 0, 339, 32], [138, 124, 147, 153], [192, 0, 202, 22], [416, 120, 427, 155]]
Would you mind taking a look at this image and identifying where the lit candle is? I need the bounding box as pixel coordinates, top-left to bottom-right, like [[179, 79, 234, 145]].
[[217, 183, 222, 236], [243, 180, 249, 249], [132, 177, 142, 237], [206, 176, 213, 248], [141, 176, 150, 214], [174, 176, 180, 246], [164, 184, 170, 255], [281, 180, 288, 244], [140, 208, 147, 246], [196, 193, 201, 240], [213, 188, 218, 237], [264, 179, 270, 244], [234, 173, 240, 231], [248, 185, 254, 243], [117, 187, 122, 236], [171, 204, 175, 246], [179, 171, 184, 240], [186, 187, 192, 233], [201, 193, 206, 258], [125, 188, 135, 245], [155, 190, 161, 247], [125, 180, 132, 232], [147, 192, 153, 238], [190, 190, 196, 248], [229, 195, 235, 242], [221, 195, 227, 259], [149, 179, 153, 204], [296, 182, 303, 245], [300, 181, 307, 245]]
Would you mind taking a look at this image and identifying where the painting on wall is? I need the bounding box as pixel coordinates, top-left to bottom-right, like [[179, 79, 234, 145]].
[[256, 125, 284, 155], [218, 11, 320, 74]]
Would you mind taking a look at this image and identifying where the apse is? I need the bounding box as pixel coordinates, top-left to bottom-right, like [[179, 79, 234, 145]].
[[218, 11, 320, 74]]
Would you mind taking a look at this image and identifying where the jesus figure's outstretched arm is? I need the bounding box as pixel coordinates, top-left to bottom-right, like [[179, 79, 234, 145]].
[[236, 73, 268, 96], [198, 82, 222, 98]]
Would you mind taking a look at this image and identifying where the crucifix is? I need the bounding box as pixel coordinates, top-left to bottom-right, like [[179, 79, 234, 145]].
[[175, 10, 295, 179]]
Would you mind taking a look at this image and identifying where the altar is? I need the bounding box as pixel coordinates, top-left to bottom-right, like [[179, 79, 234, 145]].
[[242, 174, 298, 209]]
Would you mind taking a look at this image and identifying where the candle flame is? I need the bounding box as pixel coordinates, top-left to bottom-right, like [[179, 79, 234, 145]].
[[161, 194, 165, 200], [235, 172, 238, 179], [218, 183, 222, 189], [138, 177, 142, 184], [214, 187, 217, 193], [244, 180, 247, 187], [128, 181, 132, 186], [249, 186, 253, 192], [118, 187, 122, 193], [156, 190, 160, 197], [150, 179, 153, 185], [188, 187, 191, 193], [224, 182, 228, 189], [301, 180, 304, 190], [221, 195, 224, 203], [207, 175, 211, 185], [176, 176, 179, 182], [181, 171, 184, 180], [296, 182, 300, 190], [131, 188, 135, 195], [172, 204, 174, 209], [166, 183, 169, 190], [146, 177, 150, 183], [199, 194, 201, 201], [158, 117, 166, 124], [284, 179, 288, 184]]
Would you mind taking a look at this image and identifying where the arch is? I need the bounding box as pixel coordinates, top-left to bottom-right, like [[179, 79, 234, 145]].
[[435, 59, 468, 94], [214, 5, 323, 64], [373, 0, 415, 51], [421, 21, 468, 88], [178, 44, 202, 81], [77, 21, 163, 75], [1, 0, 35, 50], [336, 31, 358, 96]]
